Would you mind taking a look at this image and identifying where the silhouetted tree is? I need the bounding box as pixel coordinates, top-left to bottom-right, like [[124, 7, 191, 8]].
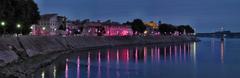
[[58, 24, 66, 31], [81, 19, 90, 25], [158, 24, 177, 35], [0, 0, 40, 34], [122, 21, 131, 25], [177, 25, 194, 34], [131, 19, 146, 34], [104, 20, 112, 24]]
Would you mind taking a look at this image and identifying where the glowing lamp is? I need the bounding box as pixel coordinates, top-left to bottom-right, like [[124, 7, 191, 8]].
[[17, 24, 21, 28], [144, 30, 148, 34], [42, 27, 46, 30], [1, 22, 5, 26]]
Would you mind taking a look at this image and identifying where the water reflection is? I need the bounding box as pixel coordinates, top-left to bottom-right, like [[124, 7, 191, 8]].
[[77, 56, 80, 78], [34, 42, 208, 78], [221, 40, 225, 64], [54, 65, 56, 78], [41, 71, 45, 78], [65, 58, 69, 78], [191, 42, 197, 64], [98, 51, 101, 78]]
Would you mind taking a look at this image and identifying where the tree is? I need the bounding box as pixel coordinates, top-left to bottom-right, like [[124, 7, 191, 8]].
[[158, 23, 177, 35], [131, 19, 146, 34], [58, 24, 66, 31], [0, 0, 40, 34], [81, 19, 90, 25], [122, 21, 131, 25], [177, 25, 194, 34]]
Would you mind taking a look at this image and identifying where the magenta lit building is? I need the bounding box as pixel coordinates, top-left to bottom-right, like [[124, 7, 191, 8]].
[[81, 22, 133, 36], [104, 25, 133, 36]]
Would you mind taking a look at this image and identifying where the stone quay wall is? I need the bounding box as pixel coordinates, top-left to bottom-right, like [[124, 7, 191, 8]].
[[0, 35, 198, 66]]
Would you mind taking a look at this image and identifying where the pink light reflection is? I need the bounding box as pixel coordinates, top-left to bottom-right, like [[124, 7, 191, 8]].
[[116, 49, 120, 78], [126, 48, 130, 78], [107, 50, 110, 64], [87, 53, 91, 78], [107, 50, 110, 78], [157, 47, 160, 62], [169, 46, 172, 63], [179, 45, 182, 64], [164, 47, 167, 63], [174, 45, 177, 64], [65, 58, 69, 78], [184, 44, 186, 63], [127, 49, 129, 63], [151, 48, 154, 63], [188, 43, 191, 56], [77, 56, 80, 78], [98, 51, 101, 78], [144, 47, 147, 64], [117, 49, 119, 64], [135, 47, 138, 64]]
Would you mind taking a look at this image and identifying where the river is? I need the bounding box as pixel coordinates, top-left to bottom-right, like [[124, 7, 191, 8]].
[[33, 38, 240, 78]]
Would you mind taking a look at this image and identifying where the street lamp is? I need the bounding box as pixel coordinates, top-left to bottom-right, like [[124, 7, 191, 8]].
[[1, 22, 6, 35], [42, 27, 46, 30], [1, 22, 5, 26], [17, 24, 21, 28], [16, 24, 21, 36]]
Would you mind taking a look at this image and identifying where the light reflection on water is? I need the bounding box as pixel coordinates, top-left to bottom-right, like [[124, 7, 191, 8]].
[[35, 38, 240, 78]]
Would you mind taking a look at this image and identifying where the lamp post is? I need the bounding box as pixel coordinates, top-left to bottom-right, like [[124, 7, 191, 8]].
[[17, 24, 21, 36], [1, 21, 6, 35]]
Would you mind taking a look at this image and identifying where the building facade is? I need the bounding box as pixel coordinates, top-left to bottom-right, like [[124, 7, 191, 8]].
[[31, 14, 66, 36], [80, 22, 133, 36]]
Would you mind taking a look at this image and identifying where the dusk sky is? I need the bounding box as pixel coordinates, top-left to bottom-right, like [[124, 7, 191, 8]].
[[34, 0, 240, 33]]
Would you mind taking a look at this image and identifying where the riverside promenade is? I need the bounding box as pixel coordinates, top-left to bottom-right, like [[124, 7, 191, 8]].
[[0, 35, 198, 67]]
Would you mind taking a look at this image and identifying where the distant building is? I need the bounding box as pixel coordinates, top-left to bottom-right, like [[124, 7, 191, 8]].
[[103, 24, 133, 36], [66, 20, 83, 35], [31, 13, 67, 36], [80, 21, 133, 36], [81, 22, 102, 36], [144, 21, 158, 35]]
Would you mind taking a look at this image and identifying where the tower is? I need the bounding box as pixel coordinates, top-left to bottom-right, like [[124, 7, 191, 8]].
[[158, 20, 162, 25]]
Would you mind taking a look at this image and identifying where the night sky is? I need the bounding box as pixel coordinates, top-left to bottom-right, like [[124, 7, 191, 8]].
[[35, 0, 240, 33]]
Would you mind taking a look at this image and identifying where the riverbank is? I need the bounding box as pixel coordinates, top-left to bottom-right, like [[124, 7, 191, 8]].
[[0, 35, 198, 78], [0, 35, 198, 67]]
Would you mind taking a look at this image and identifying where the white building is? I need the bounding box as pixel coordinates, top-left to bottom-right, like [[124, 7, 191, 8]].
[[31, 14, 66, 36]]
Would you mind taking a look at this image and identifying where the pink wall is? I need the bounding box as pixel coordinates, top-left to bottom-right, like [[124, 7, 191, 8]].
[[104, 25, 133, 36]]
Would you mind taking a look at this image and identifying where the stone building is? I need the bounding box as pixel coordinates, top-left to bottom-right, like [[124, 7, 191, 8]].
[[80, 22, 133, 36], [31, 13, 66, 36]]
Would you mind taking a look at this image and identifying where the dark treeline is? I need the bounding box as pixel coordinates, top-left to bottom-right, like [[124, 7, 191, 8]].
[[0, 0, 40, 35], [124, 19, 195, 35]]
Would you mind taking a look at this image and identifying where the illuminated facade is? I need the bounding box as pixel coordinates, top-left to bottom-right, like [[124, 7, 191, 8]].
[[104, 24, 133, 36], [66, 20, 83, 35], [31, 14, 66, 36], [81, 22, 102, 36], [81, 22, 133, 36], [144, 21, 159, 35], [145, 21, 158, 29]]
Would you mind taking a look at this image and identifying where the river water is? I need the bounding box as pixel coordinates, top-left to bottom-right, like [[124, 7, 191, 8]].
[[33, 38, 240, 78]]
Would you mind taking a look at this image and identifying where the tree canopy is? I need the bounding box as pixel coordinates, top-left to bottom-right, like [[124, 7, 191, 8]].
[[131, 19, 146, 34], [158, 23, 195, 35], [0, 0, 40, 34], [177, 25, 195, 33], [158, 24, 177, 35]]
